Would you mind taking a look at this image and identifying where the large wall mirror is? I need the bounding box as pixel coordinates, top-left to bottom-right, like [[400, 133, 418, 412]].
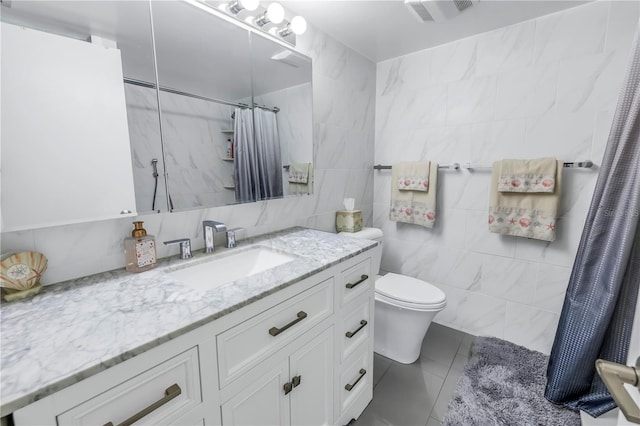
[[1, 0, 313, 231]]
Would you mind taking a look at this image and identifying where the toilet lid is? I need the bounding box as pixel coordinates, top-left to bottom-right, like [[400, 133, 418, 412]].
[[375, 273, 446, 307]]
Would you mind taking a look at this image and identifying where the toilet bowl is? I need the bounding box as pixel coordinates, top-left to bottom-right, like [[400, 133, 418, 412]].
[[339, 228, 447, 364]]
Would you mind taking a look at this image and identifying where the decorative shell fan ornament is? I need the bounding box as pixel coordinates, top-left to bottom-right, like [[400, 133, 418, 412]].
[[0, 251, 48, 302]]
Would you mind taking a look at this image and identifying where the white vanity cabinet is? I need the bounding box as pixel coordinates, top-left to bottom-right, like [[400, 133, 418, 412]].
[[11, 247, 379, 426]]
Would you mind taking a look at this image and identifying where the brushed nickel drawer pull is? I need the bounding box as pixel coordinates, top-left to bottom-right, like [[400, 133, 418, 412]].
[[345, 274, 368, 289], [269, 311, 307, 336], [345, 320, 368, 338], [103, 383, 181, 426], [292, 375, 301, 388], [284, 381, 293, 395], [345, 368, 366, 391]]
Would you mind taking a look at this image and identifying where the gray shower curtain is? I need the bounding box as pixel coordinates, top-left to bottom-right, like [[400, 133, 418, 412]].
[[254, 108, 283, 200], [234, 107, 257, 203], [545, 27, 640, 417]]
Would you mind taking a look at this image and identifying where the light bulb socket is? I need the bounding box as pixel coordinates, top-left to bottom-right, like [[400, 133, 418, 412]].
[[229, 1, 243, 13], [256, 14, 269, 26], [277, 23, 292, 37]]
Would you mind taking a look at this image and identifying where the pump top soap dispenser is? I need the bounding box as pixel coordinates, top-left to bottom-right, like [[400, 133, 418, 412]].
[[124, 221, 157, 273]]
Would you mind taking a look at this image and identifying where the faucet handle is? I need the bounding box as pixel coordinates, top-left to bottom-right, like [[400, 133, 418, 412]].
[[164, 238, 192, 259]]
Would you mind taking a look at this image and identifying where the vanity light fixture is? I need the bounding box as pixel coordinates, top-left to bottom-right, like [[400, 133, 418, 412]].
[[277, 15, 307, 37], [228, 0, 259, 14], [255, 2, 285, 26]]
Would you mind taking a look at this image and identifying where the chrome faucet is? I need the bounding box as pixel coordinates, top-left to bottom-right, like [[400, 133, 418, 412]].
[[203, 220, 227, 253], [164, 238, 192, 259]]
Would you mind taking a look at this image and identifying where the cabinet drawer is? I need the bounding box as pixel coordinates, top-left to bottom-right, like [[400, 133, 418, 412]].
[[339, 349, 371, 416], [339, 258, 372, 306], [57, 347, 201, 426], [340, 296, 372, 362], [217, 278, 334, 388]]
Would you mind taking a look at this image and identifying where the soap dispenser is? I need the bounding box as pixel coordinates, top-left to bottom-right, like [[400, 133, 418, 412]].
[[124, 221, 157, 273]]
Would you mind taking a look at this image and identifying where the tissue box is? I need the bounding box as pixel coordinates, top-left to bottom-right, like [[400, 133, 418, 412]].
[[336, 210, 363, 233]]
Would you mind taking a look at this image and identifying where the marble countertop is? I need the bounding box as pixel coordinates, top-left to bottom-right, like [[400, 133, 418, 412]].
[[0, 227, 377, 415]]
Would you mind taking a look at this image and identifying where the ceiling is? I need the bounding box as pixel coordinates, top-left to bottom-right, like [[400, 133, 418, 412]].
[[278, 0, 590, 62]]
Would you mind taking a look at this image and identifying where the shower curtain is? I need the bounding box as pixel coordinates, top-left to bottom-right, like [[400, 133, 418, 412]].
[[234, 107, 257, 203], [545, 27, 640, 416], [233, 107, 283, 203], [254, 108, 283, 200]]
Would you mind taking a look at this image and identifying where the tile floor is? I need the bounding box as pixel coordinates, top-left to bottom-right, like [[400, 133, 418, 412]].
[[354, 323, 475, 426]]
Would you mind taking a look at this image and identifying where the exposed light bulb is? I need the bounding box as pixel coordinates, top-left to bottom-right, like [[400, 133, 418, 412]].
[[290, 16, 307, 35], [267, 3, 285, 24], [229, 0, 259, 14], [256, 2, 285, 26]]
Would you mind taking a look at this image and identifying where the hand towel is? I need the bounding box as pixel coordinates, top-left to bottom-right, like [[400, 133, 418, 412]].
[[396, 161, 431, 192], [288, 163, 310, 184], [390, 162, 438, 228], [497, 157, 558, 193], [289, 163, 313, 195], [489, 159, 563, 241]]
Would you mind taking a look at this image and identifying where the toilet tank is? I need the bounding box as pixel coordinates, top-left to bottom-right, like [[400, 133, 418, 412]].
[[339, 227, 383, 274]]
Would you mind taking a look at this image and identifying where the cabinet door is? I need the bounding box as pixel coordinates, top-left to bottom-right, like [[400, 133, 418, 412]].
[[289, 327, 334, 426], [221, 362, 290, 426]]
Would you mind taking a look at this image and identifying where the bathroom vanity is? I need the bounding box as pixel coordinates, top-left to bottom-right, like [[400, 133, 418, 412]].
[[0, 228, 380, 426]]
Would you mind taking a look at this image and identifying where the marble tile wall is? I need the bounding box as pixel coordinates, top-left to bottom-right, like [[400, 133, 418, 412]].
[[1, 24, 375, 287], [374, 1, 639, 354]]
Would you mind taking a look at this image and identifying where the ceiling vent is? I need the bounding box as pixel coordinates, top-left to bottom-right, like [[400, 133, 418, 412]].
[[404, 0, 473, 23]]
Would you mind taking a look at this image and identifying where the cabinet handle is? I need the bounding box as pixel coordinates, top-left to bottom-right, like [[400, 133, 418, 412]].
[[345, 320, 368, 338], [345, 275, 368, 289], [284, 375, 302, 395], [345, 369, 366, 391], [103, 383, 181, 426], [269, 311, 307, 336], [292, 375, 301, 388]]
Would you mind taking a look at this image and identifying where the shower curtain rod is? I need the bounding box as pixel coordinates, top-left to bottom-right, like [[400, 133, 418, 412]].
[[123, 78, 280, 113]]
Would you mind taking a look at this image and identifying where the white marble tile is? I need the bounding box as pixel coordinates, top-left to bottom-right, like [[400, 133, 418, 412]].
[[533, 1, 608, 66], [523, 110, 597, 160], [469, 119, 528, 164], [435, 284, 506, 338], [1, 230, 36, 258], [440, 172, 490, 212], [605, 0, 640, 55], [377, 49, 432, 97], [430, 37, 477, 84], [504, 302, 560, 354], [446, 75, 497, 124], [494, 63, 559, 120], [416, 248, 482, 291], [379, 236, 426, 276], [535, 264, 571, 315], [425, 126, 472, 165], [476, 20, 535, 76], [556, 49, 629, 114], [465, 210, 517, 257], [311, 169, 350, 215], [481, 255, 537, 304]]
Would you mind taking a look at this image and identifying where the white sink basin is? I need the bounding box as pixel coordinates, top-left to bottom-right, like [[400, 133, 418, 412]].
[[168, 247, 296, 291]]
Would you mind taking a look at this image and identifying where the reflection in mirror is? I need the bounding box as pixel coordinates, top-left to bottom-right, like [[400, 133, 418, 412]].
[[0, 1, 162, 230], [151, 1, 253, 210], [150, 1, 313, 211], [250, 34, 313, 200]]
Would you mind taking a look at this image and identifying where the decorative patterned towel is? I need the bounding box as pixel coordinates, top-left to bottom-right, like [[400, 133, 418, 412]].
[[390, 162, 438, 228], [395, 161, 431, 192], [288, 163, 310, 184], [497, 157, 558, 193], [289, 163, 313, 195], [488, 159, 563, 241]]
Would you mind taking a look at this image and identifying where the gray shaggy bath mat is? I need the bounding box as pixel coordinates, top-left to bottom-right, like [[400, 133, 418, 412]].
[[442, 337, 580, 426]]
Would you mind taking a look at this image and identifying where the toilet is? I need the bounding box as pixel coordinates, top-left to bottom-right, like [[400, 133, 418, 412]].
[[340, 228, 447, 364]]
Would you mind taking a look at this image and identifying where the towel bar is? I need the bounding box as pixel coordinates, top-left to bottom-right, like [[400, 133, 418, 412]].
[[463, 161, 594, 170], [373, 163, 460, 170]]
